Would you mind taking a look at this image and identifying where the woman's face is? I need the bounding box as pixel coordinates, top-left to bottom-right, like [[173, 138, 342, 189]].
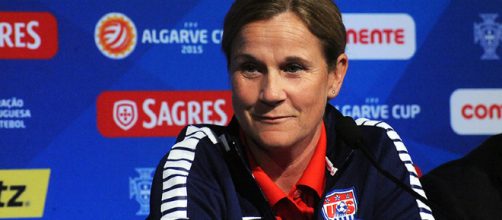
[[230, 12, 347, 151]]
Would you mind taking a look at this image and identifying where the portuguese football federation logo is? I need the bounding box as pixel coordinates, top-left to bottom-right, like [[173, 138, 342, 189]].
[[129, 168, 154, 216], [474, 13, 502, 60], [95, 12, 137, 59]]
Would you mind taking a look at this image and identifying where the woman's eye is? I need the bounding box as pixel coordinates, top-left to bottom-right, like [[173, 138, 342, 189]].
[[240, 63, 260, 76], [283, 63, 304, 73], [242, 63, 259, 73]]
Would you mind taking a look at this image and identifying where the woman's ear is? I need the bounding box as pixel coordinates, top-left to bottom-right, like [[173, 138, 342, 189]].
[[327, 53, 348, 99]]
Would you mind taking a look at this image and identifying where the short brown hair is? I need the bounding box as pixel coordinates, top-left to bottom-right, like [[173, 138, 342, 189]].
[[221, 0, 346, 69]]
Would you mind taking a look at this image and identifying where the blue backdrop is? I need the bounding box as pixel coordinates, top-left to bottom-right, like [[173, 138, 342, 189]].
[[1, 0, 501, 219]]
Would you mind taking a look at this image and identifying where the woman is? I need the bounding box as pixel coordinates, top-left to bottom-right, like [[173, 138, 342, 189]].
[[149, 0, 433, 219]]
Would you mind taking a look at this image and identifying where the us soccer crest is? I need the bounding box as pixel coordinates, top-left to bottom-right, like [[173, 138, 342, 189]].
[[322, 187, 358, 220], [474, 13, 502, 60], [129, 168, 154, 216], [113, 100, 138, 131]]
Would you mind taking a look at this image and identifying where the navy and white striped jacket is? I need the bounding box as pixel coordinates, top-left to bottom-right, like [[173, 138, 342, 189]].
[[148, 105, 434, 220]]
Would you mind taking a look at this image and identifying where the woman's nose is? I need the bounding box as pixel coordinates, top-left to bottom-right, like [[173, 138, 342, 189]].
[[259, 70, 286, 106]]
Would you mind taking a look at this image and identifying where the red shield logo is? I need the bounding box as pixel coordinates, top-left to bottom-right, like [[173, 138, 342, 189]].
[[113, 100, 138, 131], [322, 187, 358, 220]]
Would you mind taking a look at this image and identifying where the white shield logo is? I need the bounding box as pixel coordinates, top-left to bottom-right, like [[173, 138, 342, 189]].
[[113, 100, 138, 131]]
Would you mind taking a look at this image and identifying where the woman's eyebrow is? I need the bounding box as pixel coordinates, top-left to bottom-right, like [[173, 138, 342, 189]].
[[233, 54, 310, 63], [282, 56, 313, 67], [231, 54, 262, 64]]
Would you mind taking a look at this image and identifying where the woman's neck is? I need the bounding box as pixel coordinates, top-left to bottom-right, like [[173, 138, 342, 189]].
[[247, 124, 323, 194]]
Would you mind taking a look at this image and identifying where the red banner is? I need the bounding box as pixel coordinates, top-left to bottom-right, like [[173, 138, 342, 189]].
[[97, 91, 233, 137], [0, 12, 58, 59]]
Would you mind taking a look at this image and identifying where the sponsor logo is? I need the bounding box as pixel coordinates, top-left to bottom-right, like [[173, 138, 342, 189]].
[[344, 13, 416, 60], [474, 13, 502, 60], [451, 89, 502, 135], [0, 12, 58, 59], [322, 187, 358, 220], [129, 168, 154, 216], [141, 21, 222, 55], [94, 13, 416, 59], [0, 97, 32, 129], [97, 91, 233, 137], [95, 12, 137, 59], [0, 169, 50, 218], [335, 97, 421, 120], [113, 100, 138, 131]]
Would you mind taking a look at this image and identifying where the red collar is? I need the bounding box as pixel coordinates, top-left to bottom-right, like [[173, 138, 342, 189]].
[[245, 123, 327, 207]]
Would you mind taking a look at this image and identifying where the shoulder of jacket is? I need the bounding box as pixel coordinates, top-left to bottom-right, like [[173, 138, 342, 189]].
[[174, 124, 227, 144], [157, 124, 225, 219], [164, 125, 227, 163], [354, 118, 414, 177], [355, 118, 402, 142], [355, 117, 392, 130], [355, 118, 434, 219], [353, 118, 407, 158], [161, 124, 227, 166], [159, 124, 225, 169]]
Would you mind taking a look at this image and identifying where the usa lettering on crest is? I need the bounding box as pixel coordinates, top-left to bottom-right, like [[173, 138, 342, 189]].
[[113, 100, 138, 131], [322, 187, 358, 220]]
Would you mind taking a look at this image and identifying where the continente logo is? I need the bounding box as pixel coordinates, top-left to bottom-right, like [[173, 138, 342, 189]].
[[95, 12, 137, 59]]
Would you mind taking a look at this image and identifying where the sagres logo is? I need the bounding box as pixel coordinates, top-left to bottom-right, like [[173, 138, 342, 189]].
[[0, 12, 58, 59], [95, 12, 137, 59], [113, 100, 138, 131], [451, 89, 502, 135], [97, 91, 233, 137], [0, 169, 50, 218]]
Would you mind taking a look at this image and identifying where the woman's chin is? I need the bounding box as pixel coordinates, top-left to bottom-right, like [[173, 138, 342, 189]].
[[252, 131, 297, 151]]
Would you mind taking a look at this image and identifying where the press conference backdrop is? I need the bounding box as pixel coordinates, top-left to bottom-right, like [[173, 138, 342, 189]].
[[1, 0, 501, 219]]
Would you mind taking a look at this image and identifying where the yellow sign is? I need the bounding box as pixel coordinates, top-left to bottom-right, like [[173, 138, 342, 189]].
[[0, 169, 50, 218]]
